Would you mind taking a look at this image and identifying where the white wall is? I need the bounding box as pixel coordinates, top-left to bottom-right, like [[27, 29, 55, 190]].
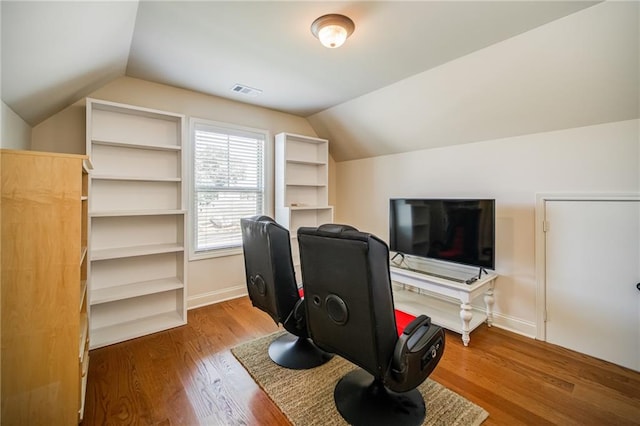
[[1, 101, 31, 150], [334, 119, 640, 336], [32, 76, 326, 308]]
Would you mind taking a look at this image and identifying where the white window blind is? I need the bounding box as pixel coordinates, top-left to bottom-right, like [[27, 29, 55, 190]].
[[193, 122, 265, 252]]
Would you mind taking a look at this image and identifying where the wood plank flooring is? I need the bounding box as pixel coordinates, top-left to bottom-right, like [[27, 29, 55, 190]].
[[82, 297, 640, 425]]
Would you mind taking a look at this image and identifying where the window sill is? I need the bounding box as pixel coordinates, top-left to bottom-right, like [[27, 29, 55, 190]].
[[189, 246, 243, 261]]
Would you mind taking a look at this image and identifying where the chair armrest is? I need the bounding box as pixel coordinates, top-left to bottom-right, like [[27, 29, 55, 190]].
[[387, 315, 445, 393], [402, 314, 430, 337]]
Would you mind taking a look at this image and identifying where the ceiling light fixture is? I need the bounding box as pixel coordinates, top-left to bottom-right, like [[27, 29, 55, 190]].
[[310, 14, 355, 49]]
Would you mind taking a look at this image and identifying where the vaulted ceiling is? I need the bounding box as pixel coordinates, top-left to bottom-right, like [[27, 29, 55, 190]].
[[2, 1, 638, 161]]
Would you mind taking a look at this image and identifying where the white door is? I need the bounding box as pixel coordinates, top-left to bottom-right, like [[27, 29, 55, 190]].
[[545, 199, 640, 371]]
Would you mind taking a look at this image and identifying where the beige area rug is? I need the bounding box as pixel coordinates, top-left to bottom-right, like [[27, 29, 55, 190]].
[[231, 331, 488, 426]]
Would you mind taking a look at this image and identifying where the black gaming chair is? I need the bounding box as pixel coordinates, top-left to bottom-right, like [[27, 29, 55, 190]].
[[298, 224, 445, 426], [240, 215, 332, 369]]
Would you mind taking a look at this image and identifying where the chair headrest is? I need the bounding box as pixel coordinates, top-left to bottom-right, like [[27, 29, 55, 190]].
[[317, 223, 358, 234], [299, 223, 376, 244], [241, 215, 287, 232], [243, 214, 276, 225]]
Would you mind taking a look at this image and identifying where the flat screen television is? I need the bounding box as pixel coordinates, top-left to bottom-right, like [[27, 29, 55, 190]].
[[389, 198, 495, 270]]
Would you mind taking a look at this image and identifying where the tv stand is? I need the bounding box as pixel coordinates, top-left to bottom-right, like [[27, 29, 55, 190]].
[[402, 267, 466, 283], [390, 265, 497, 346]]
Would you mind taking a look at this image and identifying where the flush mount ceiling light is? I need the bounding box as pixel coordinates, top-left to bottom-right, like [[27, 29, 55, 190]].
[[311, 14, 355, 49]]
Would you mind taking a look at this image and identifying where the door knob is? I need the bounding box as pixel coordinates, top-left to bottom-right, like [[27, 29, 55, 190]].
[[637, 283, 640, 292]]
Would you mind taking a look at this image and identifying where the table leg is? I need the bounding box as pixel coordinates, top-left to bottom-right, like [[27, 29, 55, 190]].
[[484, 287, 495, 327], [460, 302, 472, 346]]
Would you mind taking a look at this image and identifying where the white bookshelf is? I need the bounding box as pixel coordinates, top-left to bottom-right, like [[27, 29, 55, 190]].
[[275, 132, 333, 281], [80, 159, 91, 421], [86, 98, 187, 349]]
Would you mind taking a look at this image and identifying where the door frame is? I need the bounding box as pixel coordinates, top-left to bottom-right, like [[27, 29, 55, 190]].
[[534, 193, 640, 341]]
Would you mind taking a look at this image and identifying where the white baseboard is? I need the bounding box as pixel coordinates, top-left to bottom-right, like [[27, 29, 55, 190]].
[[187, 285, 248, 310], [489, 310, 536, 339], [186, 285, 538, 340]]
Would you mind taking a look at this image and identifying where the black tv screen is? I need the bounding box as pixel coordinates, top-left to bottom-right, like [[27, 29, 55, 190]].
[[389, 199, 495, 269]]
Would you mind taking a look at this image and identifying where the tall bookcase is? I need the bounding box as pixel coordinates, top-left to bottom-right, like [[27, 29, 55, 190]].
[[275, 133, 333, 281], [86, 98, 187, 348], [79, 156, 90, 419], [1, 149, 91, 423]]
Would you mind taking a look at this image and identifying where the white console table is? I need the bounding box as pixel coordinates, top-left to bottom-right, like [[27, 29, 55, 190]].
[[390, 266, 497, 346]]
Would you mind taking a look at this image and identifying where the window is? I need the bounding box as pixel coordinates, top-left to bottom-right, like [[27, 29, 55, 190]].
[[191, 119, 267, 256]]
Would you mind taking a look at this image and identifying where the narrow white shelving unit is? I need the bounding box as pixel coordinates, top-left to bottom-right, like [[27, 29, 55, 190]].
[[86, 98, 187, 348], [79, 158, 91, 420], [275, 132, 333, 281]]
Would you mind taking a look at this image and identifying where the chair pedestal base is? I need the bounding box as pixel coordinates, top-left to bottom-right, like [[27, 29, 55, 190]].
[[334, 369, 425, 426], [268, 332, 333, 369]]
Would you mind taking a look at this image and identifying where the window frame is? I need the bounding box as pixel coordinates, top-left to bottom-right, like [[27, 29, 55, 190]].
[[188, 117, 272, 260]]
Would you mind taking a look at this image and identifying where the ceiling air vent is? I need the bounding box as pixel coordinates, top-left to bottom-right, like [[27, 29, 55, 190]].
[[231, 84, 262, 97]]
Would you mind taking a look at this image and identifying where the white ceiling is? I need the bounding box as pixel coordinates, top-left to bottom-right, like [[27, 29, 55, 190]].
[[309, 0, 640, 160], [126, 0, 600, 118], [2, 1, 599, 127], [2, 0, 592, 125], [2, 1, 138, 125]]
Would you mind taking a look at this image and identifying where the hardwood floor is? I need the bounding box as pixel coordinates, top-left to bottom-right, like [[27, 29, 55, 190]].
[[82, 297, 640, 425]]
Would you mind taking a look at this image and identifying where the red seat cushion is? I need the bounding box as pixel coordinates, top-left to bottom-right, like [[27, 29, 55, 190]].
[[297, 288, 415, 336], [394, 309, 417, 335]]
